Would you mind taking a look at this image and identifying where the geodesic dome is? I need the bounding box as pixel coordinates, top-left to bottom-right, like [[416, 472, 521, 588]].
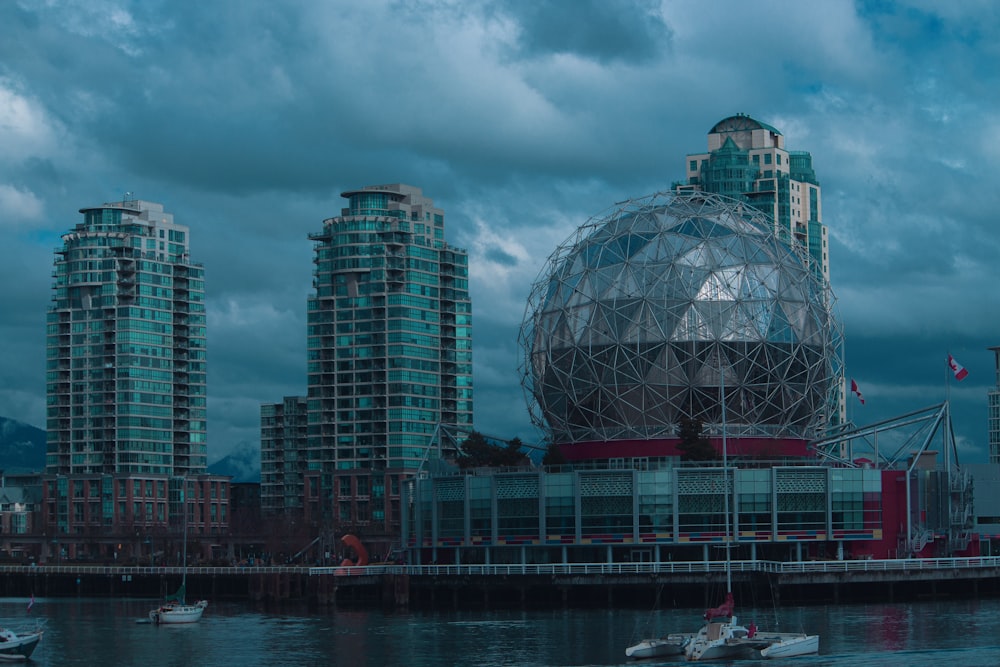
[[518, 191, 843, 446]]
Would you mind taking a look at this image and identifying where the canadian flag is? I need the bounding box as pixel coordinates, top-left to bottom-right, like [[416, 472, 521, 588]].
[[947, 354, 969, 381], [850, 378, 865, 405]]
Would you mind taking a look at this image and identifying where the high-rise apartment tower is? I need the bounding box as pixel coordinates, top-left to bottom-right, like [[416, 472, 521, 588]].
[[260, 396, 308, 515], [46, 198, 208, 476], [678, 114, 829, 282], [303, 184, 472, 539], [989, 346, 1000, 464]]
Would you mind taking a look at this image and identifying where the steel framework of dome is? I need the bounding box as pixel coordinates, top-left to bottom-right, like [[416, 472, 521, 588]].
[[518, 190, 843, 446]]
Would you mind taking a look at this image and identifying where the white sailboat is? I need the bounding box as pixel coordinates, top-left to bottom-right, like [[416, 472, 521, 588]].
[[149, 479, 208, 624], [683, 360, 818, 661]]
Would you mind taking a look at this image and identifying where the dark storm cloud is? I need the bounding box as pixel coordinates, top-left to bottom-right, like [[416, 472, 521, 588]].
[[497, 0, 670, 63], [2, 0, 1000, 463]]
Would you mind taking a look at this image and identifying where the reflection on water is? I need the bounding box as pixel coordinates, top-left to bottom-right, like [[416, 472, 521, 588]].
[[2, 596, 1000, 666]]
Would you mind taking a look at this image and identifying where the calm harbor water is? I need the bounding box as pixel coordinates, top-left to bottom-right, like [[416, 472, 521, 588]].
[[3, 596, 1000, 666]]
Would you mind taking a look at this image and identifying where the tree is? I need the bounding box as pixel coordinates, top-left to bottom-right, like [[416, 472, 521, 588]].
[[676, 418, 719, 461], [542, 442, 567, 466], [458, 432, 527, 469]]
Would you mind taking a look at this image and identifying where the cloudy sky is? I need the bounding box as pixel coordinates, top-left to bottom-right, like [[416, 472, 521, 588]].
[[2, 0, 999, 465]]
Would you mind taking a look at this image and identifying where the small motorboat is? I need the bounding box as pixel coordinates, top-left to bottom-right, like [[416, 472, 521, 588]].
[[0, 625, 44, 661]]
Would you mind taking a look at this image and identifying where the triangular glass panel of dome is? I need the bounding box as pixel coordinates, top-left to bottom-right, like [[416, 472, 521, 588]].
[[544, 314, 574, 348], [587, 219, 617, 244], [672, 217, 736, 240], [615, 299, 649, 344], [632, 300, 670, 340], [740, 241, 774, 266], [766, 304, 797, 343], [614, 263, 643, 297], [602, 239, 629, 268], [641, 265, 676, 300], [692, 300, 736, 339], [745, 264, 780, 295], [553, 271, 583, 305], [615, 233, 655, 261], [782, 300, 821, 340], [671, 303, 714, 341], [579, 239, 610, 269], [565, 274, 595, 306], [564, 306, 594, 343], [695, 267, 740, 301], [600, 300, 643, 342], [589, 268, 623, 300], [629, 232, 679, 263], [544, 275, 563, 302], [675, 242, 715, 267], [731, 300, 770, 340]]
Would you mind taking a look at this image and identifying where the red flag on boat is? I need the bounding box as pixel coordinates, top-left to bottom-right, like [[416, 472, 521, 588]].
[[947, 354, 969, 381], [850, 378, 865, 405]]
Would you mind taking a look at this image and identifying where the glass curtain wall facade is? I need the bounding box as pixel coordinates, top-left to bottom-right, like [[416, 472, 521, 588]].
[[46, 198, 207, 477], [306, 184, 472, 537], [404, 465, 884, 565], [989, 347, 1000, 464]]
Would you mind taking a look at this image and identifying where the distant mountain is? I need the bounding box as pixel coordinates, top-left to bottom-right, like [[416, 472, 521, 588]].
[[0, 416, 260, 481], [0, 417, 47, 472], [207, 440, 260, 482]]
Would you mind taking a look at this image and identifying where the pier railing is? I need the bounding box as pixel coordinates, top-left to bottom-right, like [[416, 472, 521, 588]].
[[307, 555, 1000, 577], [3, 555, 1000, 578]]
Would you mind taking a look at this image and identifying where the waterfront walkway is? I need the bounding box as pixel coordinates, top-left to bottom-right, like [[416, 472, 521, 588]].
[[4, 556, 1000, 607]]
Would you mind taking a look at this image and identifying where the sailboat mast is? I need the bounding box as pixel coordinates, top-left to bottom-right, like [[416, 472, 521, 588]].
[[720, 351, 731, 593], [181, 478, 188, 589]]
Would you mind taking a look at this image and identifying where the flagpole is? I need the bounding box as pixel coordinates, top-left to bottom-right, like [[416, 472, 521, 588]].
[[945, 351, 951, 406]]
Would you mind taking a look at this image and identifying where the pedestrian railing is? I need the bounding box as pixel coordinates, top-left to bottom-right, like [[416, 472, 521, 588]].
[[5, 555, 1000, 578]]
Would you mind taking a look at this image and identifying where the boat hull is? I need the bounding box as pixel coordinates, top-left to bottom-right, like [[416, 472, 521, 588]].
[[625, 636, 689, 659], [0, 630, 43, 661], [758, 634, 819, 659], [149, 600, 208, 624], [684, 617, 752, 662], [686, 640, 749, 662]]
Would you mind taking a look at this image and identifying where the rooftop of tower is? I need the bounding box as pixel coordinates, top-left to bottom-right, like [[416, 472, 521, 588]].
[[339, 183, 424, 200], [709, 113, 782, 137]]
